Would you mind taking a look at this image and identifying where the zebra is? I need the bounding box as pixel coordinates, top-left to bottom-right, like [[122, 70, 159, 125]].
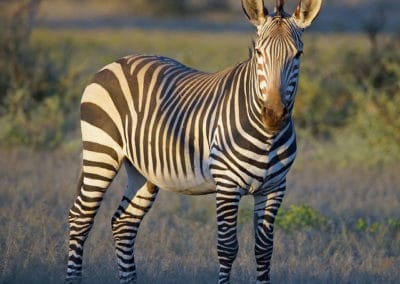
[[67, 0, 322, 283]]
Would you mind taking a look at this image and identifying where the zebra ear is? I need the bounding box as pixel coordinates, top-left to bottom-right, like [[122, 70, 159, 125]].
[[242, 0, 268, 27], [293, 0, 322, 29]]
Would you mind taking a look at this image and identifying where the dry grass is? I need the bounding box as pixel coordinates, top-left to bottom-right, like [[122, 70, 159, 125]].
[[0, 147, 399, 283]]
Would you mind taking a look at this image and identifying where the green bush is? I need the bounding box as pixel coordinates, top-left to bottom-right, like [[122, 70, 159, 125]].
[[355, 218, 381, 234], [349, 40, 400, 151], [295, 74, 355, 138], [298, 42, 400, 140], [388, 219, 400, 232], [275, 204, 328, 233], [0, 1, 79, 148], [356, 218, 400, 235], [294, 33, 400, 162], [237, 203, 328, 233]]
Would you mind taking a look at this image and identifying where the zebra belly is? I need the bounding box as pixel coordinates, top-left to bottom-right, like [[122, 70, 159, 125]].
[[132, 163, 216, 195], [161, 181, 216, 195]]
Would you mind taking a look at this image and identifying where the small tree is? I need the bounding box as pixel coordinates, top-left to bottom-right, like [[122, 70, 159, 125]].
[[363, 6, 386, 58], [0, 0, 79, 148]]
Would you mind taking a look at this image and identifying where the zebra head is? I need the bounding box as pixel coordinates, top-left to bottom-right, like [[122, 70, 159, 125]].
[[242, 0, 322, 133]]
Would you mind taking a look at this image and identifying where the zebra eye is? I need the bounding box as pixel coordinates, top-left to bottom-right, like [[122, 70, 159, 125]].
[[255, 48, 262, 56]]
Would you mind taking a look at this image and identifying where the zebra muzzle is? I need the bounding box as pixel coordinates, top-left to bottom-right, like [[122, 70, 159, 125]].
[[262, 103, 288, 134]]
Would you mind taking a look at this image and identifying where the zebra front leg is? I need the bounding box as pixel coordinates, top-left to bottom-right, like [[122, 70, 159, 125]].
[[253, 186, 285, 284], [111, 169, 159, 284], [216, 187, 244, 284]]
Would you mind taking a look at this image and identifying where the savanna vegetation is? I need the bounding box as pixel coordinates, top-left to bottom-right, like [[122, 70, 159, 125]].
[[0, 1, 399, 283]]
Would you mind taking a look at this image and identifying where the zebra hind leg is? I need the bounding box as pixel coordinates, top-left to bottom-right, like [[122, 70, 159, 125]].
[[111, 161, 159, 284], [67, 143, 122, 283], [253, 188, 285, 284]]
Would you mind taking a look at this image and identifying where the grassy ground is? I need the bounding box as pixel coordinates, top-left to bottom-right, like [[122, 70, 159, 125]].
[[1, 27, 399, 283], [0, 146, 399, 283]]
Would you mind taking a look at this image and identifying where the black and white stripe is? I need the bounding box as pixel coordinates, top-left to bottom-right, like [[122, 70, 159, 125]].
[[67, 1, 321, 283]]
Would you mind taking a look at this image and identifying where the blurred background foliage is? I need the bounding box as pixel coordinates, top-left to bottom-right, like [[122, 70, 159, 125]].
[[0, 0, 399, 165], [0, 0, 81, 147]]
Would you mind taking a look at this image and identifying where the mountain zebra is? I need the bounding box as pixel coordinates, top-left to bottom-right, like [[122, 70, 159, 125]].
[[67, 0, 322, 283]]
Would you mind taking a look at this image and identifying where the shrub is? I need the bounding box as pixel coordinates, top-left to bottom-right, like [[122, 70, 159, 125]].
[[275, 204, 328, 233], [294, 32, 400, 163], [348, 38, 400, 152], [0, 1, 79, 148], [356, 218, 400, 235], [295, 74, 355, 138], [388, 219, 400, 233], [355, 218, 381, 234]]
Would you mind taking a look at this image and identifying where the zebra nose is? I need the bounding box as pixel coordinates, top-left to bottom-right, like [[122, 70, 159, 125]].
[[262, 100, 288, 133], [272, 101, 287, 120]]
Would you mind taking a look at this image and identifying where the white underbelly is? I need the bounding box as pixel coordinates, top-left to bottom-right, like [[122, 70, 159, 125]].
[[150, 174, 216, 195], [161, 180, 216, 195], [135, 163, 216, 195]]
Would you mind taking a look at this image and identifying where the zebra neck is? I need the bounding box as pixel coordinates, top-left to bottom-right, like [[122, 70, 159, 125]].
[[243, 56, 290, 140], [215, 58, 274, 144]]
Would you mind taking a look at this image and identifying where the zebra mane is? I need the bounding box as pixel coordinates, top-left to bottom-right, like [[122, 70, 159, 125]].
[[276, 0, 284, 12], [275, 0, 290, 17]]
